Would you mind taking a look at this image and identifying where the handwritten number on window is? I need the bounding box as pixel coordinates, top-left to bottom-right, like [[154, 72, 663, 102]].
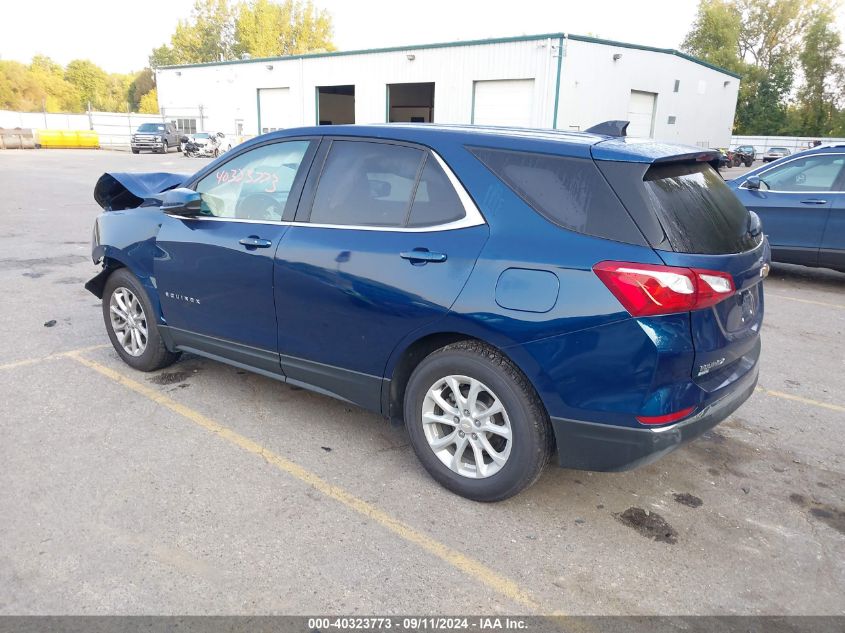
[[214, 168, 278, 193]]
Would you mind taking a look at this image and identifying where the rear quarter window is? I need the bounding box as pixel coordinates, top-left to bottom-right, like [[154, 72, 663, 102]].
[[468, 147, 646, 245]]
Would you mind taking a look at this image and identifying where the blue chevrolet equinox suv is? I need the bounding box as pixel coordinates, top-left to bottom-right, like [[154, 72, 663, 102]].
[[87, 124, 769, 501]]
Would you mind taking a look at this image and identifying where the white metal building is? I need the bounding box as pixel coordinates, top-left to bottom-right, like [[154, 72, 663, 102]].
[[155, 32, 740, 147]]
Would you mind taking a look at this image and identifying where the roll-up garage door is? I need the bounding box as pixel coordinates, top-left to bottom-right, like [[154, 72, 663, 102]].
[[257, 87, 292, 133], [472, 79, 534, 128], [627, 90, 657, 138]]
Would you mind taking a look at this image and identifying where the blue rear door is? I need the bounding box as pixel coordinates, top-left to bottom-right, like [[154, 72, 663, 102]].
[[819, 161, 845, 271], [273, 138, 488, 410]]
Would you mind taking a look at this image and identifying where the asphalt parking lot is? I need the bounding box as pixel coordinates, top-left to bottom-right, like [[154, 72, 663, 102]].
[[0, 149, 843, 616]]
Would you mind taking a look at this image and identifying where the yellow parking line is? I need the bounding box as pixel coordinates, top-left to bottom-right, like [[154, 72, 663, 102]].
[[767, 293, 845, 310], [66, 351, 542, 612], [0, 344, 110, 371], [756, 386, 845, 414]]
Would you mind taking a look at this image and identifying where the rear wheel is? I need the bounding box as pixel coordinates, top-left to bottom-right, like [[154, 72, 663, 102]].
[[102, 268, 179, 371], [403, 341, 553, 502]]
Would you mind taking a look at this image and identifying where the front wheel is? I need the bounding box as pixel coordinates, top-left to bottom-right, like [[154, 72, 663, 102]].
[[102, 268, 179, 371], [403, 341, 553, 502]]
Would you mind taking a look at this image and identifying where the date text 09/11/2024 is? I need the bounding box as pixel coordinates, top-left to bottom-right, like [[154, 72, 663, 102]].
[[307, 617, 529, 630]]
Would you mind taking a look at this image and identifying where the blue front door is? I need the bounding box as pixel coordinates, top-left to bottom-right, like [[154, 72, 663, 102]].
[[154, 138, 316, 373], [155, 217, 288, 355]]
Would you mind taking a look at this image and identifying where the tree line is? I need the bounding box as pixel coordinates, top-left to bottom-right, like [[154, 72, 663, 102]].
[[0, 58, 159, 114], [0, 0, 333, 116], [683, 0, 845, 136]]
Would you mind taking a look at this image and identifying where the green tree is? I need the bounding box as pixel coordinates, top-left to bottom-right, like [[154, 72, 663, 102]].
[[129, 68, 156, 110], [796, 3, 844, 135], [149, 44, 181, 69], [28, 55, 80, 112], [734, 56, 795, 134], [681, 0, 845, 136], [234, 0, 334, 58], [0, 60, 46, 111], [150, 0, 236, 66], [138, 88, 160, 113], [64, 59, 110, 110], [682, 0, 743, 73]]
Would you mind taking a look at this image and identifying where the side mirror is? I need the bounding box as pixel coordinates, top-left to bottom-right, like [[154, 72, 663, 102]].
[[161, 188, 202, 216], [745, 176, 761, 190]]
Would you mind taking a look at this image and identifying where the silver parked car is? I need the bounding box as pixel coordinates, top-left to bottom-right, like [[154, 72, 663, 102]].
[[762, 146, 791, 163]]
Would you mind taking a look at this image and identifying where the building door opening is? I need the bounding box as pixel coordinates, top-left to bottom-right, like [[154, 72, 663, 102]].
[[317, 85, 355, 125], [627, 90, 657, 138], [387, 82, 435, 123]]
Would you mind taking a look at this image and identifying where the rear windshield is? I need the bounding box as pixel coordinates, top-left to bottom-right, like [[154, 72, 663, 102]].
[[598, 160, 761, 255]]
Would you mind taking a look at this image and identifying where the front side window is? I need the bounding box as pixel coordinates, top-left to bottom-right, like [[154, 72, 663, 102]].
[[758, 154, 845, 192], [195, 140, 311, 221], [308, 140, 467, 228]]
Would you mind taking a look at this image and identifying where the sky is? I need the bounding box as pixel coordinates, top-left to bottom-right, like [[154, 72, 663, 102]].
[[1, 0, 704, 73], [3, 0, 844, 73]]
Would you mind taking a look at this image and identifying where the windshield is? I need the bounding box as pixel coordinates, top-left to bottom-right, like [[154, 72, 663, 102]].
[[768, 147, 788, 153], [137, 123, 165, 133], [194, 133, 211, 139]]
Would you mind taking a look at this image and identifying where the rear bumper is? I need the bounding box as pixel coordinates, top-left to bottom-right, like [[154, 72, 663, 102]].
[[551, 362, 758, 471]]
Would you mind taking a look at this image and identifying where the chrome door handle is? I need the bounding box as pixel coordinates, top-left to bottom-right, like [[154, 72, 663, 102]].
[[400, 250, 447, 264], [800, 199, 828, 205], [239, 237, 273, 248]]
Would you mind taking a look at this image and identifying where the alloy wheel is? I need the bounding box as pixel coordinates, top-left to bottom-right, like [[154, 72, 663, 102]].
[[421, 375, 512, 478], [109, 287, 148, 357]]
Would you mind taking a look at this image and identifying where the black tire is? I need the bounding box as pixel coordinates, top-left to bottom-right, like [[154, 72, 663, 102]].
[[745, 159, 753, 167], [101, 268, 179, 372], [403, 341, 553, 502], [131, 148, 140, 154]]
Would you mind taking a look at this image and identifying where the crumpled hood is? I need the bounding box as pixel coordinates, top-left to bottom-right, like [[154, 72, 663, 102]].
[[93, 172, 189, 211]]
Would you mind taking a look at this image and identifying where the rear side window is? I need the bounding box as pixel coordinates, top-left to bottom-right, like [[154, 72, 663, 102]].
[[406, 156, 465, 227], [469, 147, 645, 245], [599, 160, 760, 255], [310, 141, 424, 227]]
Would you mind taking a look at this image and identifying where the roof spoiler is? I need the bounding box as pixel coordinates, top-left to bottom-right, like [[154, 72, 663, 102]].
[[585, 120, 629, 137]]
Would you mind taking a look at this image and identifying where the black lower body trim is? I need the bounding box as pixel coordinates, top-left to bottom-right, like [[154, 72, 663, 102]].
[[281, 353, 384, 413], [551, 365, 759, 472], [162, 326, 284, 378]]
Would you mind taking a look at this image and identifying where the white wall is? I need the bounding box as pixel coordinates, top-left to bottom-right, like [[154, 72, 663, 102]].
[[558, 39, 739, 148], [156, 38, 560, 136], [0, 109, 168, 149], [156, 36, 739, 149]]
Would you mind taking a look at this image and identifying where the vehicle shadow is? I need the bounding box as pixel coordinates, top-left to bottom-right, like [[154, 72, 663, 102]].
[[767, 262, 845, 291]]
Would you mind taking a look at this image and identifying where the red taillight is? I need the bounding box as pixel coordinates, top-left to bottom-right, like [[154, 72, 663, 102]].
[[593, 261, 735, 317], [636, 406, 696, 425]]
